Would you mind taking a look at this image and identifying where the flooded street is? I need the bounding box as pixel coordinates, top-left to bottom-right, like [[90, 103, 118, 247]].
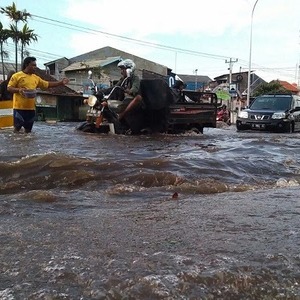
[[1, 122, 300, 299]]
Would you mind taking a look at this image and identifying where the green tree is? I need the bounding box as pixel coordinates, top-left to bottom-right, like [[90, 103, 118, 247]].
[[0, 2, 31, 71], [253, 81, 289, 97], [0, 21, 11, 79], [19, 23, 38, 62]]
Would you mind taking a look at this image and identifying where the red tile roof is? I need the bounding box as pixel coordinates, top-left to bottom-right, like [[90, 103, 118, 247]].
[[277, 80, 299, 93]]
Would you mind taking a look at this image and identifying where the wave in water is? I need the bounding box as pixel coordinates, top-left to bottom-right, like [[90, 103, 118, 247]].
[[0, 152, 299, 197]]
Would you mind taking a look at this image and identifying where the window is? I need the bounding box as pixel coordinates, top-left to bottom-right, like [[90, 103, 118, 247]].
[[251, 96, 292, 110]]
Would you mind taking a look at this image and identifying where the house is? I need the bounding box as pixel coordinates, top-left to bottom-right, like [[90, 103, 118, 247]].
[[33, 68, 84, 122], [44, 57, 70, 80], [44, 46, 171, 92], [274, 80, 299, 95], [176, 74, 212, 91], [212, 71, 266, 97]]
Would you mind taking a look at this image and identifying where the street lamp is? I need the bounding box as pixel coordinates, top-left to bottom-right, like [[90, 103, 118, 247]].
[[247, 0, 259, 107]]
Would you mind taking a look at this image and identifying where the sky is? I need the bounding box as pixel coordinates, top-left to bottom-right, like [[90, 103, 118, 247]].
[[1, 0, 300, 85]]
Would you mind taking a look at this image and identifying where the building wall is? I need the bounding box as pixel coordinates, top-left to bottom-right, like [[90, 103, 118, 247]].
[[45, 58, 69, 79], [64, 49, 170, 92], [65, 62, 122, 92], [44, 47, 170, 93]]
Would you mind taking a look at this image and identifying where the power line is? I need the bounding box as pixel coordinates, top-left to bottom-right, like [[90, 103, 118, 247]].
[[31, 14, 230, 61], [4, 42, 65, 62], [2, 13, 298, 81], [31, 14, 298, 82]]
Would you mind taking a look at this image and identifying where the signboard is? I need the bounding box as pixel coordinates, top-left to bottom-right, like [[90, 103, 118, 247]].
[[216, 90, 231, 101], [229, 83, 237, 91], [168, 76, 175, 88]]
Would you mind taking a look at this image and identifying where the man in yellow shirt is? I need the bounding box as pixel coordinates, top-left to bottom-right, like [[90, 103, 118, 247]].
[[8, 56, 69, 133]]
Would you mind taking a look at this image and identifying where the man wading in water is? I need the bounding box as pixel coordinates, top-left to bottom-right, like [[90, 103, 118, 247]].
[[7, 56, 69, 133]]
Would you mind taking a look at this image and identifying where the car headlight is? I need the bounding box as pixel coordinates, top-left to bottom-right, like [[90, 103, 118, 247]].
[[238, 111, 248, 118], [272, 112, 286, 119]]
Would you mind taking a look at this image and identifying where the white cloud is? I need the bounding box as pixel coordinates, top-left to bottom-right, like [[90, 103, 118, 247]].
[[64, 0, 252, 37], [62, 0, 300, 82]]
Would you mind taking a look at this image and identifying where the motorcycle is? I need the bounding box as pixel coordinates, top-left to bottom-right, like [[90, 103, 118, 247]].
[[76, 71, 134, 134]]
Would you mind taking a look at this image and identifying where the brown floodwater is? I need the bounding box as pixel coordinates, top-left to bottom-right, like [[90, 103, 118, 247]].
[[0, 122, 300, 299]]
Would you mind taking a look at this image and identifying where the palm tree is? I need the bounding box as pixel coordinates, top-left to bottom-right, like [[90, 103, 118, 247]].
[[0, 2, 31, 71], [0, 21, 11, 79], [19, 24, 38, 62]]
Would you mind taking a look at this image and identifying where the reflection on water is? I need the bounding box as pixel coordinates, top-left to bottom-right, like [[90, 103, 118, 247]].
[[0, 123, 300, 299]]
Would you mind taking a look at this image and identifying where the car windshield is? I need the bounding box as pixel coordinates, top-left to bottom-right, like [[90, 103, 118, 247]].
[[250, 96, 292, 110]]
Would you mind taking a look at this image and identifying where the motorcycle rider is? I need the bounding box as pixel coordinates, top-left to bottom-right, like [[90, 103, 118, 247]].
[[101, 59, 144, 134], [172, 79, 194, 103], [116, 59, 142, 120], [217, 104, 230, 123]]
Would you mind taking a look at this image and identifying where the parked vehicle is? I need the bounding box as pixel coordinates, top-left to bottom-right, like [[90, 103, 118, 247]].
[[236, 93, 300, 133], [77, 76, 218, 135]]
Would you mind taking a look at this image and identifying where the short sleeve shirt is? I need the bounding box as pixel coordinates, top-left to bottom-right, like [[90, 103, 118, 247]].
[[8, 71, 49, 110]]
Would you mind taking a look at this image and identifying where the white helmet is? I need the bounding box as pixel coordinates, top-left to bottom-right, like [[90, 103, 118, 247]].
[[117, 59, 136, 72]]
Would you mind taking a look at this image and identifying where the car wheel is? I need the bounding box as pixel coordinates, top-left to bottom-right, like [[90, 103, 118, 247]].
[[236, 122, 246, 131], [195, 126, 204, 134], [285, 122, 294, 133]]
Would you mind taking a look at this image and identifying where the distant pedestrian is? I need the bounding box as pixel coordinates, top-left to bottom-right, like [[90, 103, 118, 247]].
[[7, 56, 69, 133], [0, 71, 14, 101]]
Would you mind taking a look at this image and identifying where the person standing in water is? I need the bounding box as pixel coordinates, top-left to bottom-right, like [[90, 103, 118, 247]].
[[0, 71, 14, 101], [7, 56, 69, 133]]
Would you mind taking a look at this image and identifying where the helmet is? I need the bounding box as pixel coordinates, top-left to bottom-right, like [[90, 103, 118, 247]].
[[117, 59, 136, 72], [173, 80, 186, 89]]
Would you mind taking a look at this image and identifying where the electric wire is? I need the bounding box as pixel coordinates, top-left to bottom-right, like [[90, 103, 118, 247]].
[[1, 13, 298, 81]]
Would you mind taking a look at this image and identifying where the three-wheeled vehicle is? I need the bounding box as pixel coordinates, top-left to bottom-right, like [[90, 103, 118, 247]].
[[77, 76, 219, 135]]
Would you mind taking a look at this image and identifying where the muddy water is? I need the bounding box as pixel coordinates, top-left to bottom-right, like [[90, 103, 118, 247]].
[[0, 122, 300, 299]]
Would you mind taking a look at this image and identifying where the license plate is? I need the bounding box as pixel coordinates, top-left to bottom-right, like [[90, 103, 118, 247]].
[[252, 124, 265, 129]]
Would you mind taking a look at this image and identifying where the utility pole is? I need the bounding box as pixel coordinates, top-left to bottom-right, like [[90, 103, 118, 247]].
[[225, 58, 238, 124], [298, 64, 300, 88], [247, 0, 260, 107], [194, 69, 198, 91], [298, 30, 300, 87], [225, 58, 238, 84]]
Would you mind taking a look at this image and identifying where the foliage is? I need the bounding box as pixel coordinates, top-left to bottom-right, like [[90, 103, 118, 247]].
[[19, 23, 38, 62], [0, 2, 31, 23], [0, 21, 11, 78], [0, 1, 34, 72], [252, 81, 289, 97]]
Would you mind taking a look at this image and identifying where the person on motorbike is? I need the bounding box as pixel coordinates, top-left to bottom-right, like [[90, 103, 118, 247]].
[[172, 79, 194, 103], [217, 104, 230, 123], [101, 59, 144, 134], [172, 79, 185, 102]]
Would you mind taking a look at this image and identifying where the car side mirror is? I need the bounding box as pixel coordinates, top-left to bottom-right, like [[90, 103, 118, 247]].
[[291, 106, 300, 113]]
